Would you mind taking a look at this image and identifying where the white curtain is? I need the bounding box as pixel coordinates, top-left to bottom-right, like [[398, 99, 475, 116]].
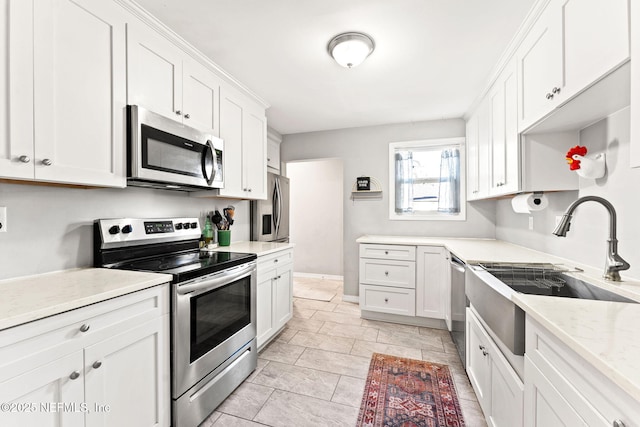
[[437, 148, 460, 213], [395, 151, 413, 213]]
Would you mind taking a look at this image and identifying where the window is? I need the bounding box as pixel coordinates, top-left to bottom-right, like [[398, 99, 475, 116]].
[[389, 137, 466, 221]]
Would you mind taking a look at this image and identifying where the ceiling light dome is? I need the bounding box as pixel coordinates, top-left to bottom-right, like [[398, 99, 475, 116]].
[[327, 32, 375, 68]]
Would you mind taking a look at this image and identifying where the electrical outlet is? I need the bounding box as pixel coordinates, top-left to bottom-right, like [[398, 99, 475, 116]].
[[0, 207, 6, 232], [528, 216, 534, 230], [555, 216, 563, 227]]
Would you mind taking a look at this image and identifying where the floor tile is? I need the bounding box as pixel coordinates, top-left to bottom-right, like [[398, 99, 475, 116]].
[[293, 306, 317, 319], [331, 303, 361, 316], [331, 376, 366, 408], [284, 317, 325, 333], [295, 348, 371, 379], [199, 411, 221, 427], [274, 327, 298, 343], [245, 358, 270, 382], [377, 329, 445, 352], [253, 390, 359, 427], [310, 310, 363, 326], [349, 339, 423, 360], [258, 341, 306, 365], [216, 382, 274, 420], [293, 298, 338, 312], [251, 361, 340, 400], [212, 413, 266, 426], [458, 397, 488, 427], [318, 321, 378, 342], [421, 348, 465, 369], [288, 330, 355, 354], [361, 319, 421, 335], [452, 371, 478, 402]]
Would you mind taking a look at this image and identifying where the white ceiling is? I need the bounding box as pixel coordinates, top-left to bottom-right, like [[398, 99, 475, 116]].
[[135, 0, 536, 135]]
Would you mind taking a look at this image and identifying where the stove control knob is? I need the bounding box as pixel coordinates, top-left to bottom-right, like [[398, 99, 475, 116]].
[[175, 223, 183, 230], [108, 225, 120, 235], [122, 225, 133, 234], [190, 222, 198, 229], [182, 223, 191, 229]]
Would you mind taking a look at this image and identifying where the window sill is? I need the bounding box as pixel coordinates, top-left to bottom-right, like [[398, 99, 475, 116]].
[[389, 212, 466, 221]]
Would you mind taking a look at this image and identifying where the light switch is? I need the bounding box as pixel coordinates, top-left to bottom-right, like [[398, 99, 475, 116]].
[[528, 216, 534, 230]]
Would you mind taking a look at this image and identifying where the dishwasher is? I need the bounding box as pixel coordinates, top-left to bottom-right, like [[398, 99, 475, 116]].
[[448, 254, 467, 367]]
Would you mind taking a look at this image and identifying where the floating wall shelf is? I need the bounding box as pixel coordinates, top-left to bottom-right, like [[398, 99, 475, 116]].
[[351, 177, 382, 199]]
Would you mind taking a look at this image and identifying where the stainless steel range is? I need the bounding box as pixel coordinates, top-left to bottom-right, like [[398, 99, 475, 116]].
[[94, 217, 257, 427]]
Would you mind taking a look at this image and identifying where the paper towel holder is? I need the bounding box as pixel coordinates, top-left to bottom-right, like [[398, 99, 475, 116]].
[[511, 191, 548, 214]]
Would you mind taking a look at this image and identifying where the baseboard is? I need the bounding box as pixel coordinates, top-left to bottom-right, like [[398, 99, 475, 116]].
[[360, 310, 448, 329], [341, 295, 359, 303], [293, 272, 344, 281]]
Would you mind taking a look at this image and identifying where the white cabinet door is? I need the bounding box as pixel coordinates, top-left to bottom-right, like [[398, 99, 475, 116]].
[[415, 246, 446, 319], [127, 21, 183, 122], [632, 0, 640, 168], [84, 315, 169, 427], [466, 309, 492, 414], [0, 0, 34, 180], [273, 266, 293, 328], [0, 351, 85, 427], [516, 3, 562, 131], [524, 356, 586, 427], [465, 114, 480, 200], [489, 60, 519, 197], [32, 0, 127, 187], [476, 99, 491, 199], [267, 137, 280, 172], [560, 0, 629, 99], [256, 272, 275, 349], [242, 105, 267, 200], [218, 85, 245, 198], [182, 58, 221, 136]]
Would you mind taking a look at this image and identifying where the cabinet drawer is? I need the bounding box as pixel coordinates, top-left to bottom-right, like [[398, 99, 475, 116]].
[[359, 244, 416, 261], [258, 249, 293, 270], [359, 258, 415, 288], [359, 285, 416, 316]]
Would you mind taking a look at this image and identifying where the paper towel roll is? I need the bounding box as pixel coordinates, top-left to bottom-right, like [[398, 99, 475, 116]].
[[511, 193, 548, 213]]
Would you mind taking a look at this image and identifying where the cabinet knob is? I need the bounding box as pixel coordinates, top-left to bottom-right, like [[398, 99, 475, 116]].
[[243, 188, 247, 191], [384, 271, 389, 276], [184, 113, 190, 119], [384, 298, 389, 303], [69, 371, 80, 380], [248, 188, 252, 192], [482, 349, 488, 356], [546, 93, 554, 100], [384, 251, 389, 255], [92, 361, 102, 369], [613, 421, 626, 427], [79, 324, 90, 333], [552, 86, 561, 94], [175, 110, 182, 116], [274, 259, 279, 263], [42, 158, 53, 166], [267, 158, 271, 161], [19, 155, 31, 163]]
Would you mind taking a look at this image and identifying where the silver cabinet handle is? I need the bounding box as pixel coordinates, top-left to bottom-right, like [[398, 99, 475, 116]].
[[482, 349, 489, 356], [546, 93, 554, 100], [42, 158, 52, 166], [384, 298, 389, 303], [79, 324, 90, 333], [384, 271, 389, 276], [19, 155, 30, 163], [69, 371, 80, 380], [384, 251, 389, 255], [478, 345, 485, 350], [552, 86, 561, 94], [92, 361, 102, 369], [248, 188, 252, 192], [613, 421, 626, 427], [267, 158, 271, 161], [184, 113, 190, 119], [175, 110, 182, 116], [274, 259, 279, 263], [243, 188, 247, 191]]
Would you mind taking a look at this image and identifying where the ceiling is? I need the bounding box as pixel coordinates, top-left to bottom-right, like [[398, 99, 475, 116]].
[[135, 0, 536, 135]]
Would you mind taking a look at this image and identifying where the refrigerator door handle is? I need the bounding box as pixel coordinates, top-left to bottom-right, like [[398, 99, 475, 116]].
[[275, 178, 282, 235]]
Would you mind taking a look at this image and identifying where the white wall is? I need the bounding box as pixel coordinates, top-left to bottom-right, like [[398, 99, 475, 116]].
[[282, 119, 496, 297], [496, 107, 640, 280], [287, 159, 344, 277], [0, 183, 249, 280]]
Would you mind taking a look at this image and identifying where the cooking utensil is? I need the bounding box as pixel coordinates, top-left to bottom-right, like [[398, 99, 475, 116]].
[[223, 206, 234, 228], [212, 210, 224, 229]]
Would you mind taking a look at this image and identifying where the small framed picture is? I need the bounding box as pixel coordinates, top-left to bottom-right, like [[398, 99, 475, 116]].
[[357, 176, 371, 191]]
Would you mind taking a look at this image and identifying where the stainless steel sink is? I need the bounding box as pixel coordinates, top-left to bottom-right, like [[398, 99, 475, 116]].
[[466, 263, 637, 356]]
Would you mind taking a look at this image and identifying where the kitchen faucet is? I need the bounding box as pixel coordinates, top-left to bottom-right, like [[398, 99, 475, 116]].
[[553, 195, 630, 281]]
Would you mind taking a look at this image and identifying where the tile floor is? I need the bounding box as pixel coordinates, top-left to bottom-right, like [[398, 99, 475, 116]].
[[200, 277, 488, 427]]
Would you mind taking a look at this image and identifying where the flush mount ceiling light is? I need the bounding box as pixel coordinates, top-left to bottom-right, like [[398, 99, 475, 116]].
[[327, 32, 375, 68]]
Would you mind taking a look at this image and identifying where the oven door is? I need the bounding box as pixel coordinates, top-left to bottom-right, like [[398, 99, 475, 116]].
[[128, 105, 223, 189], [173, 261, 256, 397]]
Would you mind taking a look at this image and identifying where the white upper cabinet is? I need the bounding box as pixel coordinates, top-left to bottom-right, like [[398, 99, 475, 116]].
[[489, 60, 519, 196], [630, 0, 640, 168], [33, 0, 127, 187], [182, 58, 222, 135], [1, 0, 127, 187], [466, 98, 490, 201], [214, 83, 267, 200], [517, 0, 629, 131], [0, 0, 34, 180]]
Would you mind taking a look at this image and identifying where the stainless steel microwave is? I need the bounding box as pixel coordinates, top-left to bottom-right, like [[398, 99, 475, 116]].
[[127, 105, 224, 191]]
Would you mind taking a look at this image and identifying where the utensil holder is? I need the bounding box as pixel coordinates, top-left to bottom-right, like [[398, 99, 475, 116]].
[[217, 230, 231, 246]]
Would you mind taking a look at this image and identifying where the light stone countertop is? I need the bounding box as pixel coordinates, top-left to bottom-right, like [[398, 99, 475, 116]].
[[513, 294, 640, 402], [0, 268, 172, 331], [205, 241, 294, 257]]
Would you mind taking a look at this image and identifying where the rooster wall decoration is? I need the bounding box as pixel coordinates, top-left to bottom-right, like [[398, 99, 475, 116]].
[[565, 145, 606, 179]]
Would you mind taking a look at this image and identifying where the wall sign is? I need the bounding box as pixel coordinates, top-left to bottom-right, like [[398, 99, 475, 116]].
[[356, 176, 371, 191]]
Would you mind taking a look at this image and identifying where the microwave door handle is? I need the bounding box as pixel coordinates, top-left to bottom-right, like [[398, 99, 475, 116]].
[[177, 262, 255, 295], [202, 140, 215, 186]]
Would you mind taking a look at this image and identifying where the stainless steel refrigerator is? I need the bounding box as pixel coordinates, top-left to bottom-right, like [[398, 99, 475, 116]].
[[250, 172, 290, 242]]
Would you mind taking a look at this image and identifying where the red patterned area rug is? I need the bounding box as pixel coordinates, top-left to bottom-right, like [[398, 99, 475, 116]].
[[356, 353, 465, 427]]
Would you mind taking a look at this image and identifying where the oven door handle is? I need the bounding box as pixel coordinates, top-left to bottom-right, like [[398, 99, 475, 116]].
[[177, 262, 255, 295]]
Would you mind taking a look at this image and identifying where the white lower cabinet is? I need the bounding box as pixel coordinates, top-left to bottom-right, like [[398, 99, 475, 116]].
[[256, 248, 293, 349], [0, 285, 170, 427], [524, 316, 639, 427], [415, 246, 447, 319], [466, 308, 524, 427]]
